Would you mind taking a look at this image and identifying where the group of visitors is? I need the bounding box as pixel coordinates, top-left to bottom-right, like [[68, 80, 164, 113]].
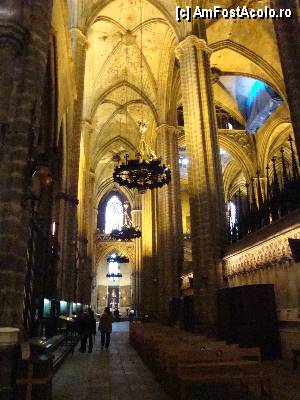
[[75, 307, 115, 352]]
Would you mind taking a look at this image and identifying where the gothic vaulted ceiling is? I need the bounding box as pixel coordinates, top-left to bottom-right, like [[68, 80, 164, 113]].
[[75, 0, 288, 188]]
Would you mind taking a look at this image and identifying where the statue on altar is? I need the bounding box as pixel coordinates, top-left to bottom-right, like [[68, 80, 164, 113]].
[[110, 288, 118, 309], [123, 202, 133, 228]]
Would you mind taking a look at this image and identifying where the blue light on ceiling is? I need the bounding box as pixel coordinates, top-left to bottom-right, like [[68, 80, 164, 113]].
[[246, 81, 282, 133], [246, 80, 267, 117], [220, 75, 283, 134]]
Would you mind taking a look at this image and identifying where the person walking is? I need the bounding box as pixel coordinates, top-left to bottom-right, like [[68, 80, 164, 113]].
[[75, 310, 86, 353], [98, 307, 114, 350], [113, 307, 120, 322], [79, 308, 96, 353], [87, 308, 96, 352]]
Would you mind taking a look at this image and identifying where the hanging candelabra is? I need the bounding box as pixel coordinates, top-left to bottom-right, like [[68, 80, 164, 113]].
[[110, 202, 141, 241], [113, 121, 171, 193], [106, 272, 123, 278], [107, 254, 129, 263], [112, 0, 171, 193]]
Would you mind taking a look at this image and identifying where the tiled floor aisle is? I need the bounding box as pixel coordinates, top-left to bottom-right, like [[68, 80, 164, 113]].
[[53, 321, 300, 400], [52, 322, 170, 400]]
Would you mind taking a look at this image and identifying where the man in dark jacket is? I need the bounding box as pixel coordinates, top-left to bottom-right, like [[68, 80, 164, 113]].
[[113, 308, 120, 322], [99, 307, 114, 350], [79, 308, 96, 353]]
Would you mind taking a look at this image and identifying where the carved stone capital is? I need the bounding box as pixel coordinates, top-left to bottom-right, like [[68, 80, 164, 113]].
[[156, 124, 180, 137], [81, 120, 92, 130], [69, 28, 87, 48], [0, 20, 29, 54], [175, 35, 212, 60]]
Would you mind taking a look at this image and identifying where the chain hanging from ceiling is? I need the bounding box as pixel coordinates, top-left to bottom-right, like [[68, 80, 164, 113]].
[[112, 0, 171, 194]]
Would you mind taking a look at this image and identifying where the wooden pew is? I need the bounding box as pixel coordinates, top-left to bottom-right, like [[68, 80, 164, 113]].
[[177, 360, 272, 400]]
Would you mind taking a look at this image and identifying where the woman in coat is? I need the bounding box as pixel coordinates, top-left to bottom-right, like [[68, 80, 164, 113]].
[[98, 307, 114, 349]]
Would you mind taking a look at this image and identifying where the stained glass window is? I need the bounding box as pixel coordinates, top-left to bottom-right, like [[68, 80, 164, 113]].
[[105, 195, 123, 234], [228, 201, 237, 228]]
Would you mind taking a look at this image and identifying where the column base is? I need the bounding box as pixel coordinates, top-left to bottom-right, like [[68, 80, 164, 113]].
[[0, 328, 20, 400]]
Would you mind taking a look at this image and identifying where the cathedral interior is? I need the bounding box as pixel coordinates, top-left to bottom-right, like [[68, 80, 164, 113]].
[[1, 0, 300, 399]]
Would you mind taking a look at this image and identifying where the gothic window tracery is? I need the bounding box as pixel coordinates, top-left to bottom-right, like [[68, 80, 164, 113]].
[[228, 201, 237, 229], [105, 195, 124, 234]]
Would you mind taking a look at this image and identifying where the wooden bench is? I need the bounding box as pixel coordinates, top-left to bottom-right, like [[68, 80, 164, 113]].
[[177, 361, 272, 400]]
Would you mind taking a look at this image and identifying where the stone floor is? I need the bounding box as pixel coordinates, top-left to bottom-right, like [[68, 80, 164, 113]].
[[53, 322, 300, 400], [53, 322, 169, 400]]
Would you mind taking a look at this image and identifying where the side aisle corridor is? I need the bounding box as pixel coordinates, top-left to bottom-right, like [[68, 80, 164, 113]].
[[53, 322, 169, 400]]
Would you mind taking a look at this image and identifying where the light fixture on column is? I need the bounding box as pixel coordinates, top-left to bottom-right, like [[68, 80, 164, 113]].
[[32, 154, 53, 187]]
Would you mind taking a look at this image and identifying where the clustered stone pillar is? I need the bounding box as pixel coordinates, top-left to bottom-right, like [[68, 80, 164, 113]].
[[0, 2, 53, 397], [61, 195, 79, 301], [0, 20, 28, 326], [69, 27, 87, 202], [60, 27, 87, 303], [0, 1, 53, 329], [141, 190, 156, 316], [0, 21, 27, 128], [0, 328, 19, 399], [175, 35, 226, 334], [0, 19, 28, 328], [273, 0, 300, 159], [156, 124, 183, 322], [132, 208, 142, 316]]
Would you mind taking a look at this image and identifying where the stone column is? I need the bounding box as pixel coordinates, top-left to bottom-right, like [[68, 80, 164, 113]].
[[175, 35, 226, 334], [0, 20, 28, 126], [60, 28, 87, 303], [56, 195, 67, 298], [141, 191, 156, 316], [87, 170, 96, 253], [57, 194, 79, 301], [0, 328, 19, 399], [0, 1, 52, 397], [0, 1, 52, 330], [273, 0, 300, 159], [156, 124, 183, 322], [69, 27, 87, 198], [132, 208, 142, 315], [0, 20, 28, 327]]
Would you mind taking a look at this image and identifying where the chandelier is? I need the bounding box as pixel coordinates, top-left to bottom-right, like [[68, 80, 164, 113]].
[[106, 272, 122, 278], [110, 202, 141, 241], [111, 2, 170, 193], [113, 121, 171, 193], [107, 254, 129, 263]]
